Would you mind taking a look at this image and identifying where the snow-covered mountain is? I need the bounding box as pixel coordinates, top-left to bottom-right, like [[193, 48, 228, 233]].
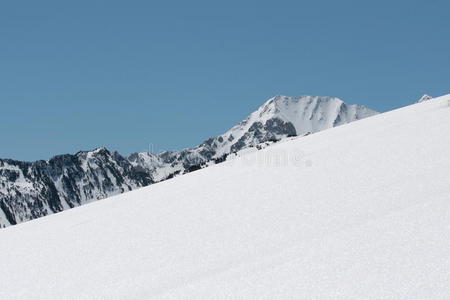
[[0, 148, 153, 227], [0, 94, 448, 299], [129, 95, 377, 181], [417, 94, 433, 102], [0, 95, 377, 227]]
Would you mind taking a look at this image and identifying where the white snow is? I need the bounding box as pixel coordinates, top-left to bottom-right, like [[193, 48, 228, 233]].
[[128, 95, 377, 184], [0, 95, 449, 299], [213, 95, 377, 156], [417, 94, 433, 102]]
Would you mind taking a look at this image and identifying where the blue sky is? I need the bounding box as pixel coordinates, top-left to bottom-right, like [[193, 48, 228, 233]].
[[1, 0, 449, 161]]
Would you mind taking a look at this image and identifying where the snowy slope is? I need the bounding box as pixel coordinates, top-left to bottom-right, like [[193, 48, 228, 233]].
[[0, 95, 376, 227], [1, 95, 449, 300]]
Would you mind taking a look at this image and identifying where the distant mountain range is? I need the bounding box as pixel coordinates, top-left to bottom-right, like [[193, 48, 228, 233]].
[[0, 95, 378, 227]]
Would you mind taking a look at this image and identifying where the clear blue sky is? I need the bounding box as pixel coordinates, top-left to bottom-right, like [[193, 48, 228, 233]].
[[1, 0, 449, 161]]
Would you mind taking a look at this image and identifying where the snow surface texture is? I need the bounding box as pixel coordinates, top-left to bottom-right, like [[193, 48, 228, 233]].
[[0, 95, 449, 299], [0, 95, 376, 227]]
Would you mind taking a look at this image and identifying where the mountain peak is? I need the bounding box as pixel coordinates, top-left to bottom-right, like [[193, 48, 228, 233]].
[[261, 95, 344, 116], [417, 94, 433, 103]]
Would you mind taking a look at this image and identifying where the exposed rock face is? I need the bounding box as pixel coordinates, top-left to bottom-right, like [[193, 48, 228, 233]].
[[0, 148, 152, 227], [0, 95, 378, 227]]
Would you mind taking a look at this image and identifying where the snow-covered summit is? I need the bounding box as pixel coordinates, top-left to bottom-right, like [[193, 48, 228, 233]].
[[417, 94, 433, 103], [131, 95, 378, 179], [208, 95, 377, 156]]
